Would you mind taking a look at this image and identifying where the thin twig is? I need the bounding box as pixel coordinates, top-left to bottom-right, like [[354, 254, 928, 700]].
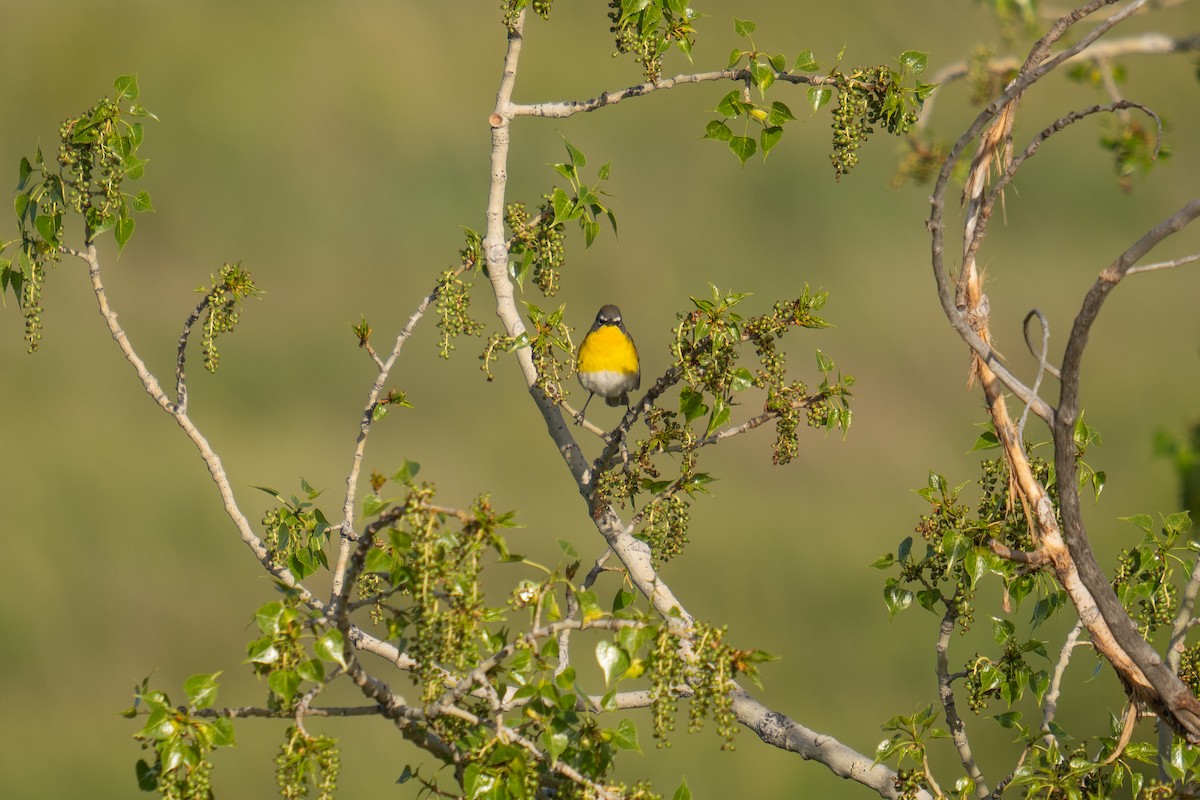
[[1126, 253, 1200, 275], [1018, 309, 1055, 440], [936, 603, 990, 799]]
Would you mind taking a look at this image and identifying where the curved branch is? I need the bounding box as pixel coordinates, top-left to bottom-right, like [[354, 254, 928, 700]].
[[918, 32, 1200, 129], [1053, 199, 1200, 739], [79, 243, 315, 603]]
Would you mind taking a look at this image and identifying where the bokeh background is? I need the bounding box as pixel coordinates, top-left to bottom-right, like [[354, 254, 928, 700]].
[[2, 1, 1198, 797]]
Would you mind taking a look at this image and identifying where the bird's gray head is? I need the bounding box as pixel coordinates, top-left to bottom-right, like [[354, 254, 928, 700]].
[[595, 304, 623, 326]]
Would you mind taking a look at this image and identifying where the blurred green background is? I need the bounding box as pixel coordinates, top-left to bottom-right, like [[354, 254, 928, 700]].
[[2, 1, 1198, 797]]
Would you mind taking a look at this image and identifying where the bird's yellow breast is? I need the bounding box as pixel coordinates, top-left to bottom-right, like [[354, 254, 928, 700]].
[[578, 325, 638, 375]]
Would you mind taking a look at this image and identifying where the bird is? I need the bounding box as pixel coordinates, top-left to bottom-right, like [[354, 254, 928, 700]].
[[576, 304, 640, 418]]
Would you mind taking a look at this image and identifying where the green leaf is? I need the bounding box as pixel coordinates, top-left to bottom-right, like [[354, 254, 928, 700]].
[[596, 640, 630, 686], [268, 668, 301, 702], [794, 49, 821, 72], [183, 673, 221, 710], [970, 430, 1000, 451], [715, 90, 741, 118], [704, 119, 733, 142], [815, 348, 835, 374], [807, 86, 832, 112], [768, 100, 796, 125], [964, 548, 986, 589], [679, 387, 707, 422], [733, 18, 756, 37], [760, 125, 783, 156], [884, 578, 913, 618], [610, 718, 641, 752], [124, 155, 146, 180], [672, 777, 692, 800], [612, 587, 636, 613], [576, 589, 603, 623], [18, 156, 32, 189], [392, 459, 421, 485], [730, 367, 754, 392], [550, 187, 573, 225], [207, 717, 235, 748], [1166, 510, 1193, 535], [728, 135, 756, 165], [991, 616, 1016, 645], [705, 395, 731, 437], [135, 759, 157, 791], [1121, 514, 1155, 534], [114, 74, 140, 102], [133, 191, 155, 213], [114, 209, 135, 253], [542, 726, 569, 763], [869, 553, 895, 569], [296, 658, 325, 683], [314, 629, 348, 670], [582, 217, 600, 248], [245, 638, 279, 665], [993, 711, 1022, 729], [562, 138, 586, 169], [34, 213, 60, 244], [362, 494, 392, 517], [899, 50, 928, 75]]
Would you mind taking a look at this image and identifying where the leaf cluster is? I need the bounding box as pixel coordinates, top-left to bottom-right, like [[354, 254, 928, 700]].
[[3, 74, 155, 350], [274, 725, 340, 800], [128, 674, 234, 800], [822, 56, 934, 180], [196, 262, 260, 374], [703, 22, 934, 172], [425, 227, 488, 360], [506, 139, 615, 298], [607, 0, 700, 81], [258, 480, 333, 581], [587, 286, 849, 565], [245, 594, 348, 712], [1112, 511, 1195, 637], [702, 19, 798, 164]]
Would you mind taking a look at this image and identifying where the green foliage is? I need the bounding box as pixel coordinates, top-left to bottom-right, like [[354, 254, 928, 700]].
[[356, 483, 517, 703], [3, 74, 155, 351], [503, 0, 556, 29], [523, 302, 575, 402], [874, 705, 949, 799], [434, 227, 485, 359], [873, 421, 1200, 797], [648, 621, 747, 750], [586, 286, 849, 566], [877, 448, 1066, 629], [1112, 511, 1194, 637], [244, 592, 343, 712], [1101, 118, 1169, 193], [704, 24, 932, 172], [828, 58, 933, 180], [258, 480, 332, 581], [506, 139, 615, 297], [195, 262, 260, 374], [1155, 421, 1200, 522], [703, 20, 797, 164], [274, 725, 340, 800], [607, 0, 700, 81], [128, 673, 235, 800]]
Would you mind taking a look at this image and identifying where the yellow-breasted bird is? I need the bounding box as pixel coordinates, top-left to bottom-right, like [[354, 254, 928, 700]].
[[576, 304, 640, 417]]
